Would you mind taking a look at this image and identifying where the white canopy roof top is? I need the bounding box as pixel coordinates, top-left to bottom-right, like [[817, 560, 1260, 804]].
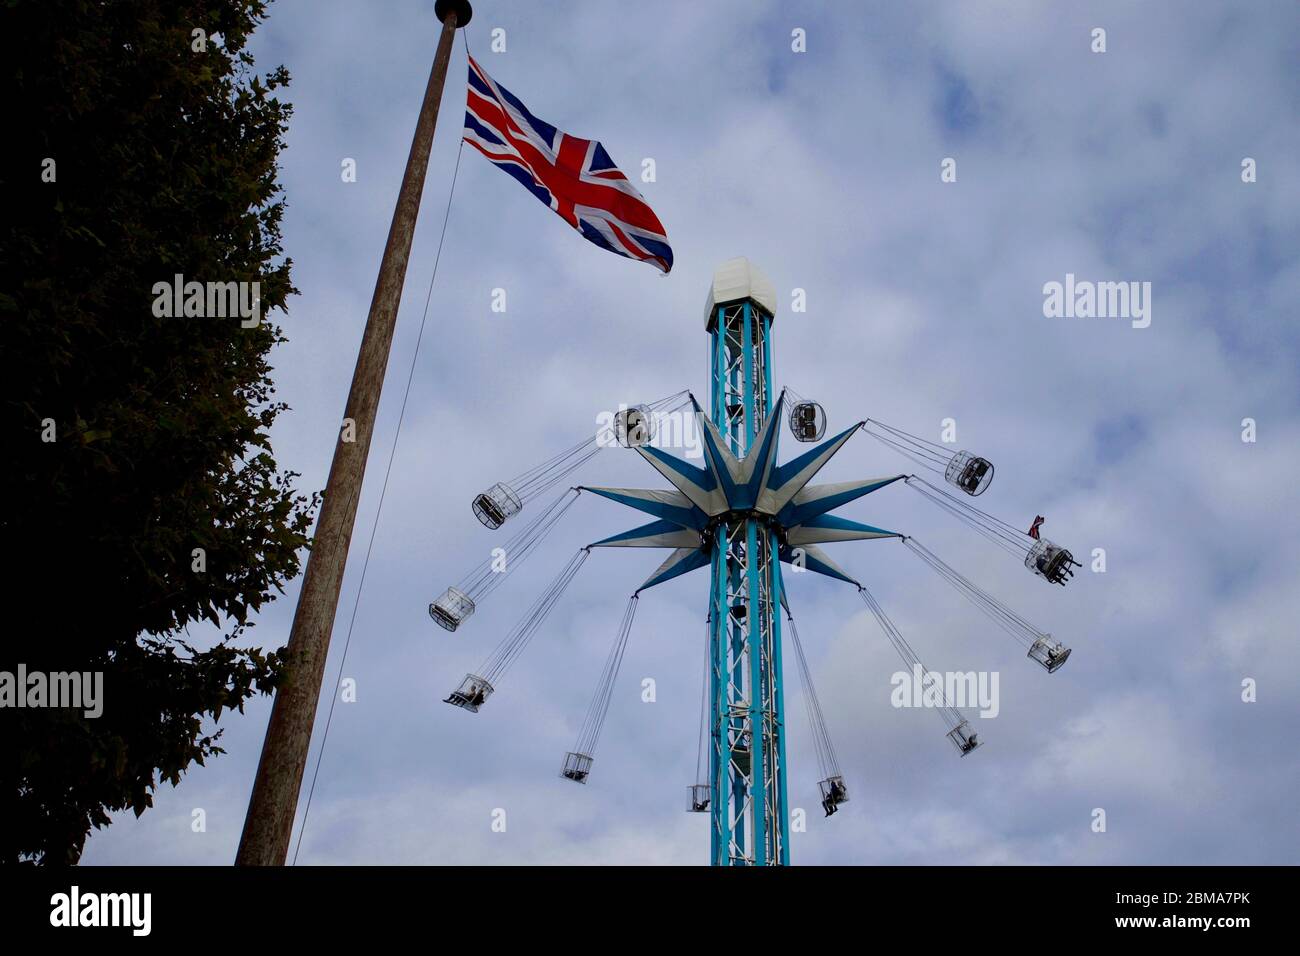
[[703, 257, 777, 327]]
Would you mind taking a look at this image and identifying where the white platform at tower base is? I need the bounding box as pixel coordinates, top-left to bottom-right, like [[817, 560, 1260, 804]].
[[704, 256, 777, 327]]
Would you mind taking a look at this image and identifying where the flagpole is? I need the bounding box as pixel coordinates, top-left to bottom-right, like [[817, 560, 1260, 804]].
[[236, 0, 473, 867]]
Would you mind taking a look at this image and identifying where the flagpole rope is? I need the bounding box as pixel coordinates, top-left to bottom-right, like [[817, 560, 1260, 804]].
[[291, 29, 471, 865]]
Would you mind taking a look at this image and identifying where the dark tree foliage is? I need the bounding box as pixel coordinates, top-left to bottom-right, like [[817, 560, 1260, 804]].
[[1, 0, 317, 863]]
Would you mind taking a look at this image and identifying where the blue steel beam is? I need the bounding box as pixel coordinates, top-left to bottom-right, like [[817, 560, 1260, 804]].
[[708, 297, 786, 865]]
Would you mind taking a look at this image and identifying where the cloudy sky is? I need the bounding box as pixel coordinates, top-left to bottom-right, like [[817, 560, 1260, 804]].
[[83, 0, 1300, 865]]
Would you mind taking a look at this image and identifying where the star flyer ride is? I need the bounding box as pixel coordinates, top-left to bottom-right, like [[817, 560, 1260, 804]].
[[430, 258, 1080, 866]]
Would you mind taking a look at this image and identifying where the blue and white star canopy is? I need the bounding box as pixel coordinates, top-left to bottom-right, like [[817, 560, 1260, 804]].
[[583, 393, 904, 592]]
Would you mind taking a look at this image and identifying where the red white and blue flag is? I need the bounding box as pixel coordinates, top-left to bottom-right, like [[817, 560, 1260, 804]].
[[462, 55, 673, 274]]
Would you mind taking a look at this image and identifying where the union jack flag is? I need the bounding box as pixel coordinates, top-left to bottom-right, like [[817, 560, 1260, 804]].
[[462, 55, 673, 274]]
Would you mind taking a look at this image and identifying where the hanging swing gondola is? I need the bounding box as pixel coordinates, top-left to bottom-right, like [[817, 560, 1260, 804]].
[[1025, 538, 1082, 586], [789, 400, 826, 442], [903, 476, 1081, 588], [786, 608, 852, 818], [947, 721, 982, 756], [856, 583, 986, 757], [819, 775, 849, 816], [615, 404, 655, 447], [688, 616, 713, 813], [471, 482, 522, 530], [1027, 635, 1072, 673], [443, 673, 494, 712], [561, 751, 594, 783], [559, 593, 639, 784], [862, 419, 996, 497], [428, 586, 476, 631], [944, 450, 994, 497], [688, 784, 711, 813], [783, 386, 827, 442]]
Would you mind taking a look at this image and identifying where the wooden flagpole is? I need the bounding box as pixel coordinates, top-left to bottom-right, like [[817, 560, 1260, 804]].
[[236, 0, 473, 866]]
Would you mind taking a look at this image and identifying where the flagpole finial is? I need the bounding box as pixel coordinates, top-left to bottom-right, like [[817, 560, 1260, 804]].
[[435, 0, 473, 28]]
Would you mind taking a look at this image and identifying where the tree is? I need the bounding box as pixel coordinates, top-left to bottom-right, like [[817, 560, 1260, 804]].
[[1, 0, 316, 863]]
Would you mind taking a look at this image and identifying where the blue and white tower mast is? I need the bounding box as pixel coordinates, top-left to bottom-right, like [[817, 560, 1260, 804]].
[[705, 259, 787, 865]]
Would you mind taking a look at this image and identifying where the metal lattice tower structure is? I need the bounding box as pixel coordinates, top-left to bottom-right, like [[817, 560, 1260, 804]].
[[705, 261, 788, 864]]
